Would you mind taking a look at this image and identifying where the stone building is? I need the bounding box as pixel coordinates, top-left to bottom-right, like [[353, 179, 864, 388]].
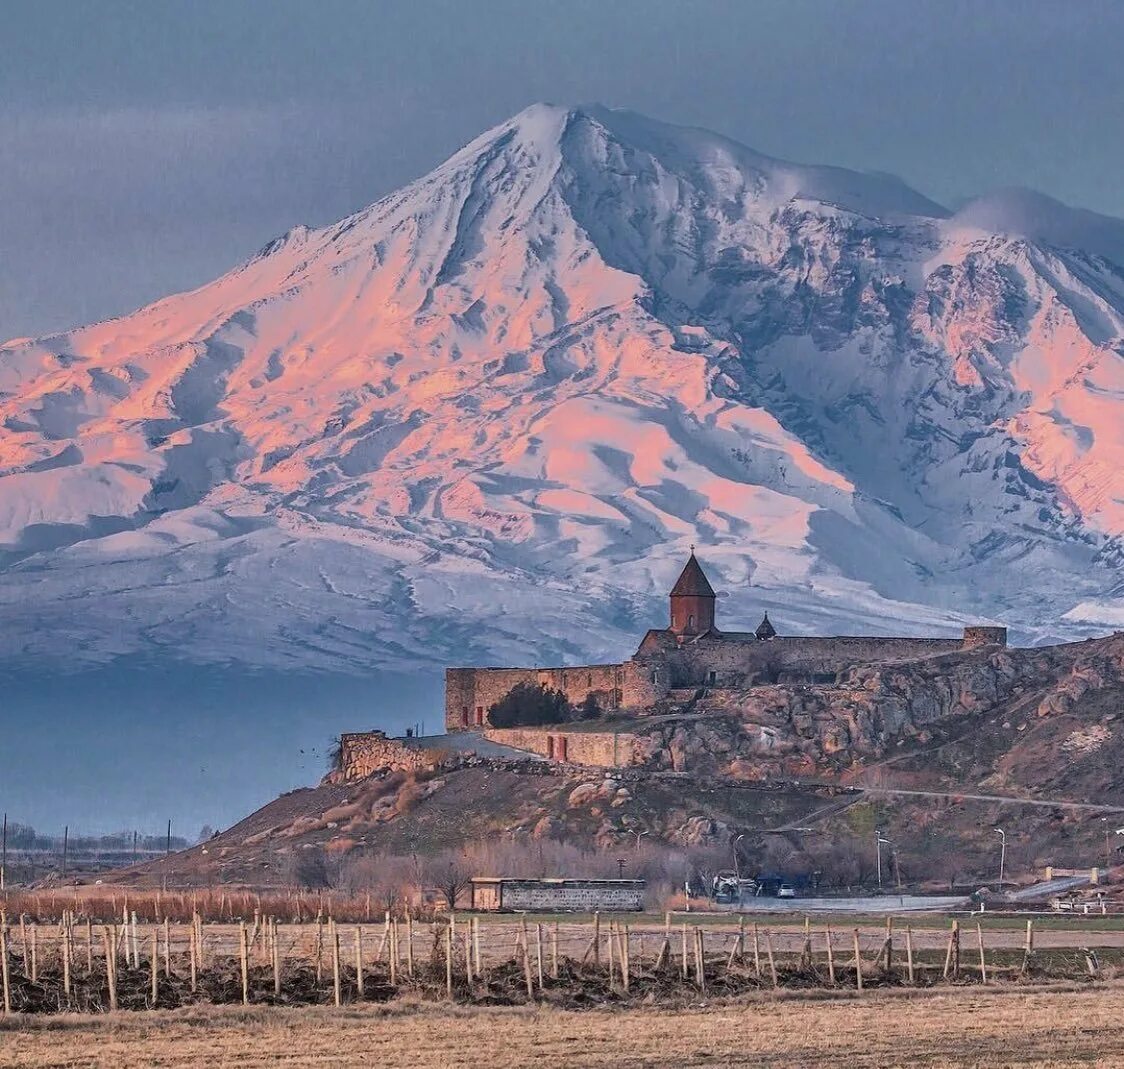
[[445, 549, 1007, 732], [470, 877, 645, 912]]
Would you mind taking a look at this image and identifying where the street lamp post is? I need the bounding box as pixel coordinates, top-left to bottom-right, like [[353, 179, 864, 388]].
[[876, 832, 894, 893], [635, 830, 649, 853], [732, 833, 746, 882], [996, 828, 1006, 891]]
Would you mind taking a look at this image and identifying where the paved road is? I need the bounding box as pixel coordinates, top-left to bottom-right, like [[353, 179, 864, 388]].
[[712, 895, 969, 914], [809, 782, 1124, 814], [1008, 876, 1092, 902]]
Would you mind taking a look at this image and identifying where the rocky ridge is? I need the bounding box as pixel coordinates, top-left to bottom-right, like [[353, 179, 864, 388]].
[[628, 633, 1124, 778]]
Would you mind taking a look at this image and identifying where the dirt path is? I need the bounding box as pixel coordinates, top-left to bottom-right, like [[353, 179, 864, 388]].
[[4, 987, 1124, 1067]]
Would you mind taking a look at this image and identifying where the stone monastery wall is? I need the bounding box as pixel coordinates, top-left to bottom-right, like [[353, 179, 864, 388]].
[[646, 635, 967, 691], [483, 726, 644, 767], [337, 732, 439, 779], [446, 664, 625, 731]]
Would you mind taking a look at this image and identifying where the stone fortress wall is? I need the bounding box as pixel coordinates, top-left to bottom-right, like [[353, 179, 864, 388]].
[[446, 630, 1005, 730], [633, 635, 968, 694], [482, 726, 645, 767], [336, 731, 440, 779], [446, 664, 626, 730]]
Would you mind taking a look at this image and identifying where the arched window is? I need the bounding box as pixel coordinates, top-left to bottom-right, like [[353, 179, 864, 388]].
[[688, 614, 695, 630]]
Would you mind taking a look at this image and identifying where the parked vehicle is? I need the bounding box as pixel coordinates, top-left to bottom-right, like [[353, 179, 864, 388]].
[[712, 871, 758, 904]]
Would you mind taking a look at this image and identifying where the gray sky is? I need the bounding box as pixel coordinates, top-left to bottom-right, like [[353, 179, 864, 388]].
[[2, 0, 1121, 341]]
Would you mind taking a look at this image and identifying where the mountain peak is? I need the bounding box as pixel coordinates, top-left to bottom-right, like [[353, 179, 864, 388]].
[[0, 105, 1120, 679]]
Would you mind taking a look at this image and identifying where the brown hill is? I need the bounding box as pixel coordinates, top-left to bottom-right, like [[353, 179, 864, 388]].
[[118, 634, 1124, 893]]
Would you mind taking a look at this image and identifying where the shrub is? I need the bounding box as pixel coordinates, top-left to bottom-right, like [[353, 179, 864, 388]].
[[288, 846, 334, 890], [576, 693, 602, 720], [488, 682, 573, 727]]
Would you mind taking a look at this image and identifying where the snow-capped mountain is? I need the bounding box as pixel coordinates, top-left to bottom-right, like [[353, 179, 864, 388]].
[[1, 103, 1122, 674]]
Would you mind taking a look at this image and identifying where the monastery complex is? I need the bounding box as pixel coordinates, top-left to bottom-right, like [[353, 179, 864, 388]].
[[444, 550, 1007, 733]]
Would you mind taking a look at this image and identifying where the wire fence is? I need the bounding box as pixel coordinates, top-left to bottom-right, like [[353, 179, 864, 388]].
[[0, 910, 1116, 1016]]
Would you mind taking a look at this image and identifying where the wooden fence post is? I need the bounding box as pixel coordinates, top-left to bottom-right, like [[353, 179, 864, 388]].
[[445, 922, 453, 998], [239, 921, 250, 1006], [1020, 919, 1034, 977], [694, 926, 706, 992], [976, 923, 988, 985], [764, 928, 778, 989], [1, 924, 10, 1016], [332, 924, 341, 1008], [853, 929, 863, 992], [273, 919, 281, 997], [825, 926, 836, 985], [536, 924, 545, 990], [407, 915, 416, 979], [942, 920, 958, 980], [522, 929, 535, 1000], [355, 925, 364, 999], [150, 930, 158, 1007], [551, 922, 559, 980], [63, 924, 72, 997], [103, 926, 118, 1012], [752, 922, 762, 978], [189, 925, 198, 994], [905, 926, 915, 985], [619, 925, 630, 993]]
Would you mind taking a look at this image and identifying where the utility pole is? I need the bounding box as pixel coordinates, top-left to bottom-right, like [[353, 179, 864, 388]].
[[62, 825, 68, 878], [132, 830, 138, 865], [1, 812, 6, 891], [1102, 818, 1111, 872], [996, 828, 1006, 890], [875, 829, 884, 892], [616, 857, 626, 879], [164, 820, 172, 893]]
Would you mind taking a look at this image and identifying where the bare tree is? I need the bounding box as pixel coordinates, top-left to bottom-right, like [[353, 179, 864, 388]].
[[288, 846, 333, 890], [426, 851, 471, 909]]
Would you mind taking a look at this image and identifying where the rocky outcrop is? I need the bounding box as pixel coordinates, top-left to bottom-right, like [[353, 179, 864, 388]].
[[627, 635, 1124, 777]]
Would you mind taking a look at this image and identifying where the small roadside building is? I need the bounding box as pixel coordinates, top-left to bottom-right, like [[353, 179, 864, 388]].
[[470, 877, 645, 913]]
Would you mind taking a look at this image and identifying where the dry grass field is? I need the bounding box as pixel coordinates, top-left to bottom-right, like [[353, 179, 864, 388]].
[[4, 986, 1124, 1068]]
